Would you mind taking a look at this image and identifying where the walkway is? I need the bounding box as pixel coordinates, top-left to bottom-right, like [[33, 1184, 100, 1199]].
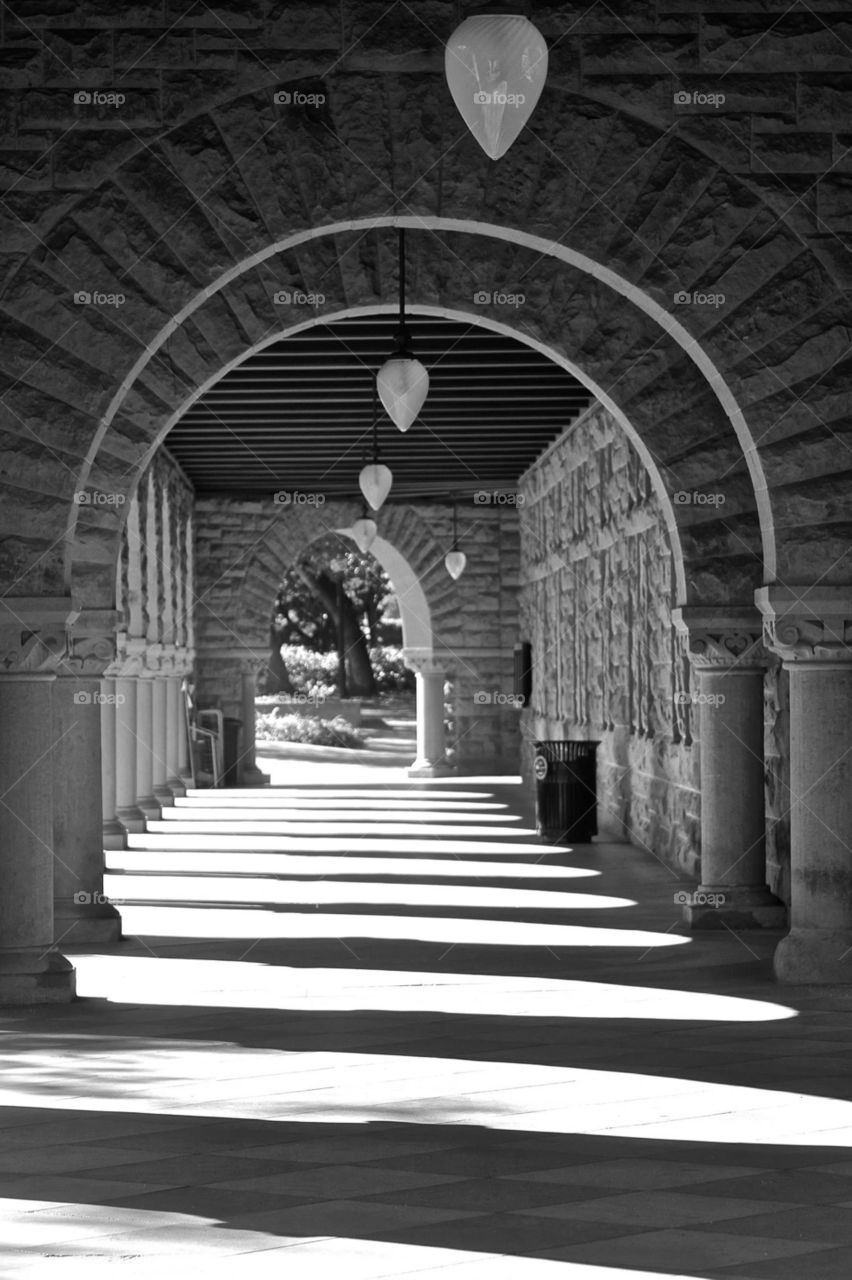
[[2, 755, 852, 1278]]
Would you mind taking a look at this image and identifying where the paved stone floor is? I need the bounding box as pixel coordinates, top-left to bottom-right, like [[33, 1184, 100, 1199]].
[[2, 755, 852, 1277]]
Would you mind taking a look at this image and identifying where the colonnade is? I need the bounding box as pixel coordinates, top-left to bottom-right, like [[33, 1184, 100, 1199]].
[[1, 590, 851, 1004], [676, 590, 852, 984]]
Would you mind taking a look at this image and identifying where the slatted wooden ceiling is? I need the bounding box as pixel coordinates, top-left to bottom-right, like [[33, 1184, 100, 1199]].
[[167, 314, 593, 500]]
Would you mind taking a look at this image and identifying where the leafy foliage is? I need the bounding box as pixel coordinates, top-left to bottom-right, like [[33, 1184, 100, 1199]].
[[259, 644, 414, 697], [255, 710, 365, 749]]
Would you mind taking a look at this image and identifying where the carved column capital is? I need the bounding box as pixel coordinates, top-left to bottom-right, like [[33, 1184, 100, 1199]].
[[0, 597, 79, 674], [403, 648, 452, 676], [56, 609, 121, 678], [109, 634, 147, 678], [756, 587, 852, 666], [672, 607, 769, 671]]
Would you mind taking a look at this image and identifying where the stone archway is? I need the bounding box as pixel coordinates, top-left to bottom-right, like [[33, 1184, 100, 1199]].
[[193, 496, 522, 779]]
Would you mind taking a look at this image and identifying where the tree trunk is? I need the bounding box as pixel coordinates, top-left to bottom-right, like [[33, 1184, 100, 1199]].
[[266, 624, 294, 694], [301, 569, 377, 697]]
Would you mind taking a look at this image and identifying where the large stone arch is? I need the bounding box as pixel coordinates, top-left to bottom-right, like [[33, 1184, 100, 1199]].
[[67, 216, 774, 609], [2, 75, 847, 609]]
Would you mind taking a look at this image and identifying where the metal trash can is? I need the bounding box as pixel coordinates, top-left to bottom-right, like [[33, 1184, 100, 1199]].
[[222, 717, 243, 787], [533, 740, 599, 844]]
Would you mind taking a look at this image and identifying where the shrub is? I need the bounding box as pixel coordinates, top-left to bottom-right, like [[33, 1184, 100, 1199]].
[[369, 645, 415, 694], [255, 710, 365, 749], [267, 643, 414, 697]]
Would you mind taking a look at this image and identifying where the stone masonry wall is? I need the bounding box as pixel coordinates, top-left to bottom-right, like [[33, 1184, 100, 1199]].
[[519, 402, 793, 894], [519, 404, 701, 876]]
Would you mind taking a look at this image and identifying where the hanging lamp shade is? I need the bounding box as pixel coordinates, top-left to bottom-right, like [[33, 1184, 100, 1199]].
[[445, 14, 548, 160], [351, 516, 378, 554], [377, 356, 429, 433], [358, 462, 393, 511], [445, 549, 467, 580]]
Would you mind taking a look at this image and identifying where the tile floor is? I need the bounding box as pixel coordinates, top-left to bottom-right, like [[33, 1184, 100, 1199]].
[[2, 753, 852, 1277]]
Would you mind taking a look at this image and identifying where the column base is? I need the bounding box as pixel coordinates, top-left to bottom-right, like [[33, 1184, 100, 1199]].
[[103, 818, 127, 851], [136, 796, 161, 821], [240, 765, 269, 786], [408, 758, 453, 778], [773, 928, 852, 985], [116, 805, 146, 834], [153, 783, 175, 808], [54, 902, 122, 946], [167, 775, 187, 798], [0, 949, 76, 1005], [683, 884, 787, 930]]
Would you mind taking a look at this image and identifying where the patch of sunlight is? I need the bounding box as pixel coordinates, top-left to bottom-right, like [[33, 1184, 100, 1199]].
[[102, 873, 632, 911], [162, 807, 517, 822], [108, 905, 687, 948], [144, 820, 536, 838], [0, 1041, 842, 1147], [126, 836, 581, 856], [180, 788, 499, 801], [72, 956, 795, 1022], [107, 851, 596, 879], [0, 1210, 703, 1280]]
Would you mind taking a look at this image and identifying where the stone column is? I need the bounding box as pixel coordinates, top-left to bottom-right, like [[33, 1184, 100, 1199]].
[[101, 674, 124, 850], [405, 650, 452, 777], [758, 588, 852, 983], [52, 615, 122, 944], [166, 673, 188, 794], [239, 658, 269, 786], [149, 646, 174, 808], [0, 598, 76, 1004], [135, 664, 160, 820], [114, 653, 146, 834], [673, 608, 785, 929]]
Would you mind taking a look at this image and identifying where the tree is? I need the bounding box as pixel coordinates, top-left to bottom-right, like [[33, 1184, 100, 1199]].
[[267, 534, 395, 696]]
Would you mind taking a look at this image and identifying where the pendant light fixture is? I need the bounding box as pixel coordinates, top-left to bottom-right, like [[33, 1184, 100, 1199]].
[[444, 496, 467, 580], [351, 498, 378, 555], [359, 379, 394, 511], [445, 14, 548, 161], [376, 227, 429, 432]]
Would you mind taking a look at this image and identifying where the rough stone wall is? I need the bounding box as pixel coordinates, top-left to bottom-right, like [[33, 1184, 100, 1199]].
[[192, 497, 521, 772], [1, 2, 850, 611], [116, 447, 195, 670], [519, 404, 701, 876]]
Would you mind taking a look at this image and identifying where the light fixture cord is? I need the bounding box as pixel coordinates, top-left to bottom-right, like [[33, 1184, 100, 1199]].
[[395, 226, 410, 354], [372, 377, 380, 462], [452, 496, 459, 550]]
